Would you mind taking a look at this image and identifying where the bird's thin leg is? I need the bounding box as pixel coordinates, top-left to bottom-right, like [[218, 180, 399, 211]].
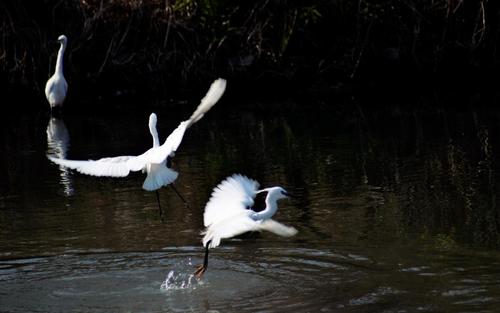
[[194, 240, 211, 278], [155, 190, 163, 219], [170, 183, 188, 206]]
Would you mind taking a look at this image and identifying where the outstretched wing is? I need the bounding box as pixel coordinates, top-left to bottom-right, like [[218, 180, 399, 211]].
[[187, 78, 227, 128], [201, 174, 298, 248], [149, 78, 226, 164], [148, 121, 189, 164], [202, 213, 259, 248], [47, 154, 146, 177], [203, 174, 260, 228], [202, 217, 297, 249], [257, 219, 298, 237]]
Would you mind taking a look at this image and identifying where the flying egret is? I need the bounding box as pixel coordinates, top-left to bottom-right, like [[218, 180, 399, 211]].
[[48, 78, 227, 216], [194, 174, 298, 278], [45, 35, 68, 113]]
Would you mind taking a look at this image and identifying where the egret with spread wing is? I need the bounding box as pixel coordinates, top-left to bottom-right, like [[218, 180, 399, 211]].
[[194, 174, 297, 278], [45, 35, 68, 113], [48, 78, 227, 216]]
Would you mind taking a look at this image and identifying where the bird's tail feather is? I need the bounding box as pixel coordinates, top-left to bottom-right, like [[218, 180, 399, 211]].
[[142, 164, 178, 191], [202, 229, 221, 249]]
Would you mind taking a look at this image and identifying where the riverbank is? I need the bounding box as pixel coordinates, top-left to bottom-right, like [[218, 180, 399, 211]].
[[2, 0, 499, 109]]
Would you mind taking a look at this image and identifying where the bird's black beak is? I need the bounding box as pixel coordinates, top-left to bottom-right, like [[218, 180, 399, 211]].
[[284, 191, 295, 198]]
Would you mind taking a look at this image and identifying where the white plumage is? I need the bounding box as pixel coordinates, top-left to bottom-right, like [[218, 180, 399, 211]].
[[202, 174, 297, 248], [48, 78, 226, 198], [45, 35, 68, 110], [195, 174, 297, 277], [203, 174, 259, 230]]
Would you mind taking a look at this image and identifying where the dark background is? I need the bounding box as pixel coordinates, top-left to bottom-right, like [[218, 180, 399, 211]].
[[1, 0, 500, 109]]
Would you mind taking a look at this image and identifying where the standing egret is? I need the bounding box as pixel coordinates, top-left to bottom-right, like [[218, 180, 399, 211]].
[[48, 78, 227, 216], [194, 174, 298, 278], [45, 35, 68, 112]]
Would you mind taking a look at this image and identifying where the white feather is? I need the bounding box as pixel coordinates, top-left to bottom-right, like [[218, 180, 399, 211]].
[[148, 121, 189, 164], [144, 78, 226, 164], [187, 78, 227, 128], [45, 35, 68, 108], [202, 217, 297, 248], [47, 155, 136, 177], [203, 174, 259, 227], [258, 219, 298, 237], [201, 174, 297, 249], [202, 213, 259, 248], [45, 76, 67, 108], [47, 78, 227, 191], [143, 163, 178, 191]]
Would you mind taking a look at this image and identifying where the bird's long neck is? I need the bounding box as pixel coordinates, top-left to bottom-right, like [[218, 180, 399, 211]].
[[251, 194, 278, 221], [55, 42, 66, 75], [150, 125, 160, 147]]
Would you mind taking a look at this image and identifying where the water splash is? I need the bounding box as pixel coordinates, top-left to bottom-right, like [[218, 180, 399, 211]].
[[160, 259, 204, 291], [160, 270, 201, 290]]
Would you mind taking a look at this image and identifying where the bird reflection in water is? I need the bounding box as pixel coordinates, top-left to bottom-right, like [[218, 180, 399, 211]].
[[46, 117, 74, 196]]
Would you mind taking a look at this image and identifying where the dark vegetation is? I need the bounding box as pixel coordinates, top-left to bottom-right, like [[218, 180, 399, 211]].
[[1, 0, 499, 107]]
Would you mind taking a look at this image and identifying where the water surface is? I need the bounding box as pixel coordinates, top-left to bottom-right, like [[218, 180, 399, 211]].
[[1, 101, 500, 312]]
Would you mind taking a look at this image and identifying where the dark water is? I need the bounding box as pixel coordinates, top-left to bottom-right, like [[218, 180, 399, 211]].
[[1, 100, 500, 312]]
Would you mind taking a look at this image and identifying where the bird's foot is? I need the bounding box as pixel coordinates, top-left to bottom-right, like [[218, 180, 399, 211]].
[[194, 264, 206, 278]]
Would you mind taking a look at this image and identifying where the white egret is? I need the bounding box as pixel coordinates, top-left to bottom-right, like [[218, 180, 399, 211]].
[[45, 35, 68, 112], [48, 78, 227, 216], [194, 174, 298, 278]]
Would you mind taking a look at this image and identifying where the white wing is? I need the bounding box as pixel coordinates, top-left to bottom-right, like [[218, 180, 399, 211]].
[[187, 78, 227, 128], [148, 121, 189, 164], [203, 174, 259, 228], [45, 75, 67, 106], [201, 174, 299, 248], [149, 78, 226, 164], [44, 76, 54, 100], [61, 76, 68, 95], [47, 154, 145, 177], [258, 219, 298, 237], [202, 212, 259, 248], [202, 216, 297, 248]]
